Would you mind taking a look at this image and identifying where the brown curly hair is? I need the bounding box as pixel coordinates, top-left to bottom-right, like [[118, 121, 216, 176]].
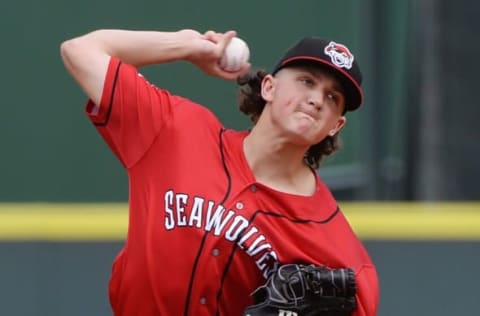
[[236, 69, 341, 170]]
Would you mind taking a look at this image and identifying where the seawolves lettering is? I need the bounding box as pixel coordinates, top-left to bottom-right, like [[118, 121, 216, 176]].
[[163, 189, 278, 278]]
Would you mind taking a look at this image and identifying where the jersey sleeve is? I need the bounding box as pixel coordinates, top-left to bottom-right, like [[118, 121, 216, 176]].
[[354, 264, 379, 316], [331, 213, 380, 316], [84, 57, 188, 168]]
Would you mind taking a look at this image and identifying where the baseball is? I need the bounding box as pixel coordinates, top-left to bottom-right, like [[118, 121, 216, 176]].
[[218, 37, 250, 72]]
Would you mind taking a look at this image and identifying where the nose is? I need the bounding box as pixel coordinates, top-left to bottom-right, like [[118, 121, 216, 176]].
[[307, 92, 323, 110], [308, 99, 317, 108]]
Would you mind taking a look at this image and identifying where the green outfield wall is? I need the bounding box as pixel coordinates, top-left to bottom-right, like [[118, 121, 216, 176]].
[[0, 0, 411, 202]]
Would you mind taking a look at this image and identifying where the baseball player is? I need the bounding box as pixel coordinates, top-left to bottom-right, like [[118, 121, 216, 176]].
[[61, 29, 379, 315]]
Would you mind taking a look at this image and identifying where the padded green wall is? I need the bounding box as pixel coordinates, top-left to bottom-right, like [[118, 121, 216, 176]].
[[0, 0, 373, 201]]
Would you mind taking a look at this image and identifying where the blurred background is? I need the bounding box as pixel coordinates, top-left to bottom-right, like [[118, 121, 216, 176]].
[[0, 0, 479, 315]]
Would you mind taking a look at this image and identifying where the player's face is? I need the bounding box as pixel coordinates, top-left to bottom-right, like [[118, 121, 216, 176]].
[[261, 66, 347, 146]]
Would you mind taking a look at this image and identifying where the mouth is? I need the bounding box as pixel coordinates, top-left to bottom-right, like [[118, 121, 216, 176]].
[[295, 108, 318, 121]]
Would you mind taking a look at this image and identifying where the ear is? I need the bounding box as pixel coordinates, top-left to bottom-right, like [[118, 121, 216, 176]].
[[261, 74, 275, 102], [328, 116, 347, 136]]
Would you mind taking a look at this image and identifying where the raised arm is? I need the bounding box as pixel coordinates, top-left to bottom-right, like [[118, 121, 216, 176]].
[[60, 29, 250, 105]]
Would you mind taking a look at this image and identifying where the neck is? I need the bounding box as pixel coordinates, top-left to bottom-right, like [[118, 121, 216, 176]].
[[244, 129, 306, 177], [243, 121, 315, 195]]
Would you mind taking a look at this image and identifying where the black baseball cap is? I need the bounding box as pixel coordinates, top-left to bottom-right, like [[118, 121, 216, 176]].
[[272, 37, 363, 112]]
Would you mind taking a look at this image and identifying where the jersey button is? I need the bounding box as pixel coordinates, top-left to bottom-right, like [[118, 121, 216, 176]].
[[250, 185, 257, 192], [212, 248, 220, 256], [200, 297, 207, 305]]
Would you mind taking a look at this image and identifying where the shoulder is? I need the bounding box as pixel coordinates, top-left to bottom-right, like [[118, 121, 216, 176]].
[[171, 98, 224, 130]]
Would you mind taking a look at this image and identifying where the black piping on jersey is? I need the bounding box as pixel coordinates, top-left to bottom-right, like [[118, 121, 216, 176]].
[[183, 128, 231, 316], [214, 207, 341, 316], [93, 61, 122, 126]]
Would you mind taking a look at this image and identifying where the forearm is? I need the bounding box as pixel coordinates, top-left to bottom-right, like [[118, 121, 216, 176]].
[[66, 29, 191, 67], [60, 29, 194, 104], [60, 28, 247, 104]]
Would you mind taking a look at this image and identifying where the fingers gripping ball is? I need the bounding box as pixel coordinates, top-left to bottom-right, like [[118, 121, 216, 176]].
[[219, 37, 250, 72]]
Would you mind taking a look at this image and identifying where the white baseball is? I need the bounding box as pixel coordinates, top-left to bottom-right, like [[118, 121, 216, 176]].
[[218, 37, 250, 72]]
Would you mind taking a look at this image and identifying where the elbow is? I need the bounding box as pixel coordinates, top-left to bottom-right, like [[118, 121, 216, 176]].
[[60, 34, 101, 75], [60, 40, 70, 63], [60, 31, 101, 65], [60, 37, 82, 69], [60, 30, 110, 69]]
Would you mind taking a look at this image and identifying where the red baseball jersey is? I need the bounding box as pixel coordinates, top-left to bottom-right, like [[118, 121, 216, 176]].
[[85, 57, 379, 316]]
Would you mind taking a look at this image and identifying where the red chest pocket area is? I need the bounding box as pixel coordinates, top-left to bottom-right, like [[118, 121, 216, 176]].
[[247, 208, 357, 269]]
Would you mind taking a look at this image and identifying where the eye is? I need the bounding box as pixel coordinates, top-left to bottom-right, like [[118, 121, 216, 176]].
[[327, 93, 337, 102], [299, 77, 315, 87], [326, 92, 342, 106]]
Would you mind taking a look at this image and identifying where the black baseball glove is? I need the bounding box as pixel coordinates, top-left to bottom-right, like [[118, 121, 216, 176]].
[[243, 264, 357, 316]]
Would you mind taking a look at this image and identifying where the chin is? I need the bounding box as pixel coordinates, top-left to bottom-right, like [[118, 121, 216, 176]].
[[286, 131, 319, 146], [298, 131, 329, 146], [283, 121, 326, 145]]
